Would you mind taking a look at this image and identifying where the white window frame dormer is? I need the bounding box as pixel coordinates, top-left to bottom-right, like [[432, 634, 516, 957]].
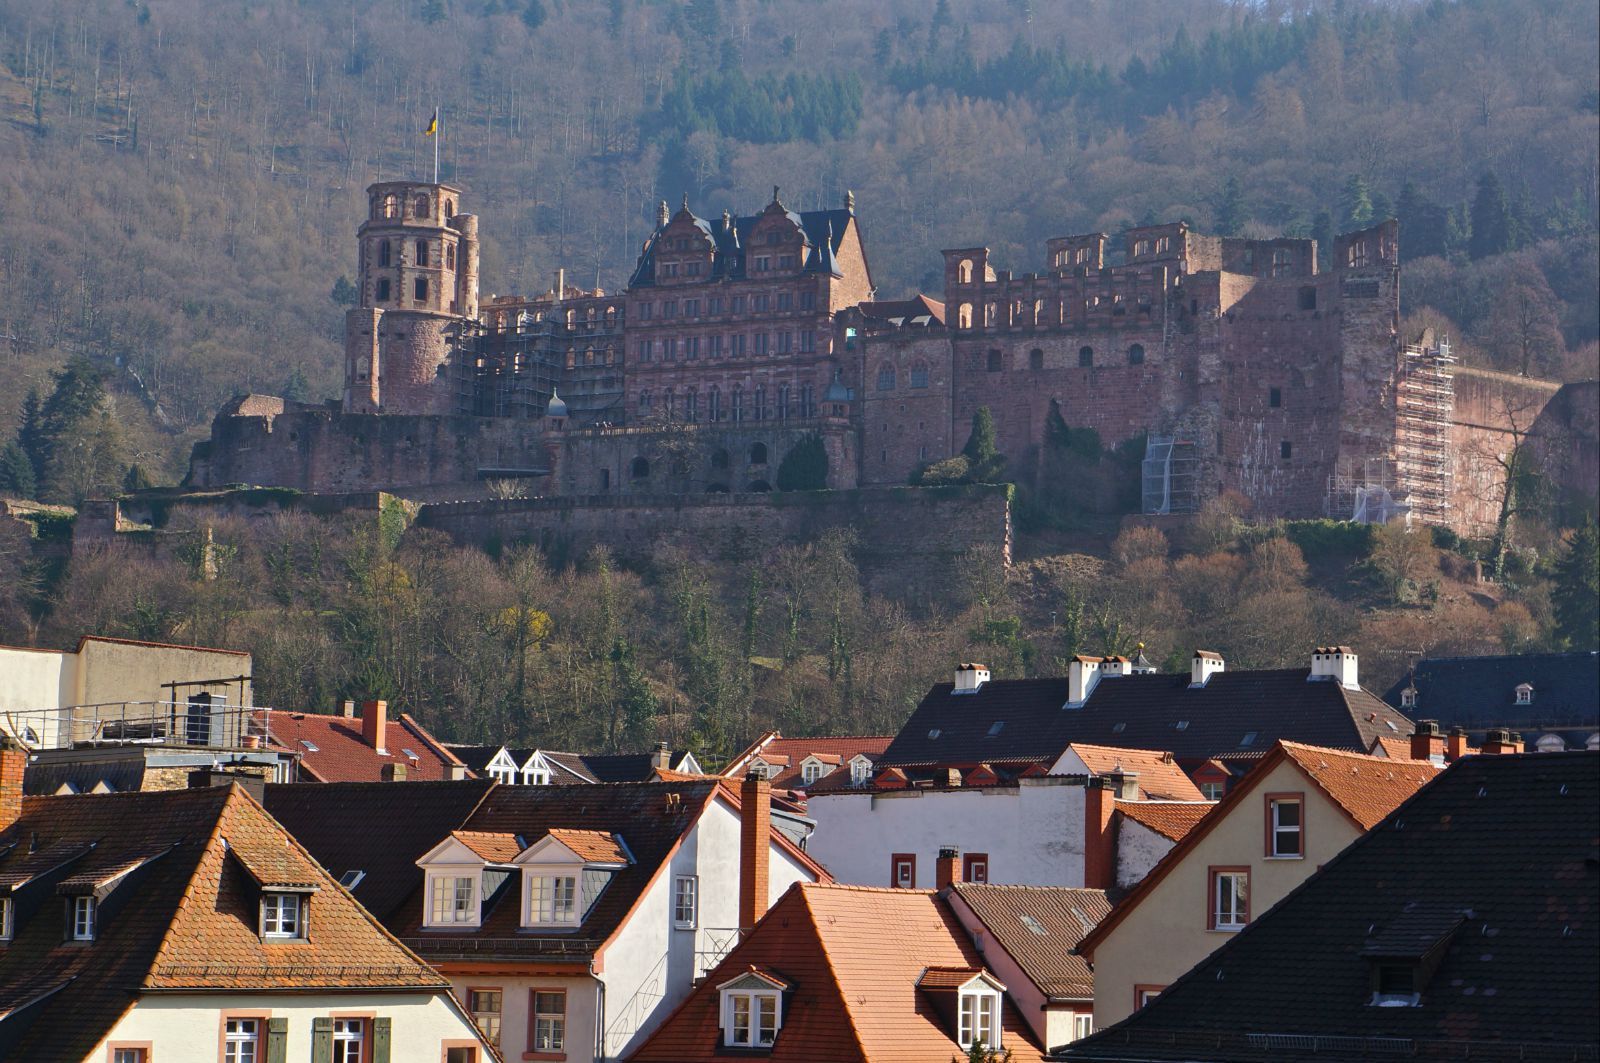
[[259, 890, 308, 940], [70, 896, 96, 941], [1400, 688, 1417, 710], [483, 747, 520, 785], [514, 833, 630, 930], [1515, 683, 1533, 706], [955, 973, 1005, 1050], [799, 757, 831, 786], [848, 754, 873, 786], [718, 971, 787, 1048], [0, 895, 11, 942], [415, 834, 496, 929], [520, 750, 554, 786]]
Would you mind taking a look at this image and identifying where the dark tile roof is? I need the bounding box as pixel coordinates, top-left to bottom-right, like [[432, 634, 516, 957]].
[[0, 786, 447, 1063], [880, 670, 1413, 769], [1060, 752, 1600, 1061], [445, 745, 692, 783], [1382, 652, 1599, 732], [263, 779, 495, 921], [629, 204, 855, 288], [950, 885, 1110, 1000]]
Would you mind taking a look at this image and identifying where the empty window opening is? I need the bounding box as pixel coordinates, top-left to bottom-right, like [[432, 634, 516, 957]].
[[1079, 346, 1094, 367], [1029, 348, 1044, 370], [1269, 388, 1282, 408], [1128, 343, 1145, 365]]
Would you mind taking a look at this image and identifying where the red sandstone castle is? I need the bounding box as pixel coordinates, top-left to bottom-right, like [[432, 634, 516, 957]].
[[184, 180, 1590, 533]]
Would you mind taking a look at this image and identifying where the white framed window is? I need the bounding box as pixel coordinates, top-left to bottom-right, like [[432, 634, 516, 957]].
[[70, 896, 96, 941], [468, 988, 502, 1048], [801, 761, 825, 785], [260, 893, 305, 939], [1515, 683, 1533, 705], [112, 1049, 149, 1063], [528, 875, 578, 925], [331, 1018, 364, 1063], [532, 990, 566, 1051], [673, 876, 698, 930], [489, 766, 516, 784], [849, 757, 871, 785], [428, 873, 477, 926], [524, 766, 551, 785], [1073, 1013, 1094, 1040], [1210, 869, 1249, 931], [723, 990, 781, 1047], [958, 988, 1001, 1049], [1268, 797, 1303, 858], [224, 1018, 260, 1063], [1199, 781, 1225, 801], [0, 896, 11, 942]]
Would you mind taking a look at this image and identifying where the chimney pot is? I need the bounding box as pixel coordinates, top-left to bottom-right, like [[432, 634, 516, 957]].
[[361, 700, 388, 755], [1483, 728, 1523, 755], [739, 771, 772, 931], [340, 699, 356, 718], [1410, 720, 1446, 763], [1446, 727, 1469, 761], [1308, 646, 1359, 689], [1066, 655, 1103, 706], [936, 847, 962, 891], [652, 742, 672, 770], [381, 761, 407, 782]]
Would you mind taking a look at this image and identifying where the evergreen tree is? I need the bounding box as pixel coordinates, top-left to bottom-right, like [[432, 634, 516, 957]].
[[1341, 173, 1374, 228], [1469, 171, 1511, 260], [775, 433, 830, 491], [963, 406, 997, 464], [1552, 518, 1600, 650], [1216, 175, 1247, 236], [16, 389, 44, 488], [0, 441, 37, 499], [1370, 190, 1393, 224], [421, 0, 447, 24], [122, 463, 155, 492], [1396, 182, 1450, 258], [330, 275, 357, 305], [521, 0, 546, 30]]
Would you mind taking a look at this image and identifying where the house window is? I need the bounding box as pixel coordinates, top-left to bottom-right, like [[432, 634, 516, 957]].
[[70, 897, 96, 941], [1515, 684, 1533, 705], [224, 1018, 261, 1063], [1267, 796, 1304, 858], [724, 990, 781, 1047], [1372, 962, 1420, 1006], [428, 874, 476, 925], [850, 758, 871, 785], [1200, 781, 1225, 801], [111, 1050, 148, 1063], [1401, 688, 1417, 709], [958, 988, 1000, 1049], [891, 853, 916, 888], [528, 875, 578, 924], [674, 876, 698, 929], [532, 990, 566, 1052], [524, 765, 551, 785], [0, 896, 10, 941], [332, 1018, 364, 1063], [963, 853, 989, 883], [1269, 387, 1282, 408], [468, 989, 502, 1048], [260, 893, 305, 939], [1210, 868, 1249, 930], [1135, 986, 1164, 1010], [877, 365, 896, 391], [1073, 1014, 1094, 1040], [802, 761, 825, 785]]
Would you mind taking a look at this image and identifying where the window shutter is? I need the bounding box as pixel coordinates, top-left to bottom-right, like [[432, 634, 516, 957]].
[[311, 1017, 333, 1063], [266, 1017, 288, 1063], [372, 1016, 392, 1063]]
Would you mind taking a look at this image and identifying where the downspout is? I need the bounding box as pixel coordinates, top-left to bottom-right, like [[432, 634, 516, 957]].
[[592, 966, 606, 1062]]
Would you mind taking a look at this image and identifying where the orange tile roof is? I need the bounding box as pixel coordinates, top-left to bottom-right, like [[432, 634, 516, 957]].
[[917, 966, 988, 989], [1115, 800, 1214, 843], [545, 828, 631, 864], [1367, 735, 1413, 760], [264, 710, 467, 782], [451, 830, 524, 863], [630, 883, 1044, 1062], [1279, 741, 1444, 830], [1066, 743, 1206, 800], [727, 734, 895, 790]]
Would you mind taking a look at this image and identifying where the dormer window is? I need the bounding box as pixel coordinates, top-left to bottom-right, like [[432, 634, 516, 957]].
[[70, 896, 96, 941], [528, 875, 578, 925], [515, 829, 631, 930], [1515, 683, 1533, 705], [849, 756, 872, 786], [801, 761, 824, 785], [428, 873, 477, 925], [959, 986, 1001, 1049], [718, 971, 787, 1048], [260, 892, 307, 940], [1401, 688, 1417, 709], [0, 896, 11, 941], [921, 970, 1005, 1050]]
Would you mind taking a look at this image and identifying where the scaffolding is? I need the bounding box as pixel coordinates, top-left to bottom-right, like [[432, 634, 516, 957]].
[[1393, 338, 1456, 526], [1142, 435, 1201, 514]]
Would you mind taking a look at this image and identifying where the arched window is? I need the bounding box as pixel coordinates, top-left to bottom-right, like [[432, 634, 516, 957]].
[[639, 390, 652, 412], [414, 194, 430, 217], [958, 303, 973, 329], [605, 345, 616, 365], [748, 479, 772, 492], [910, 362, 930, 388], [382, 194, 398, 219], [377, 240, 392, 268], [583, 347, 595, 366], [631, 457, 650, 479], [1128, 343, 1146, 365], [445, 199, 456, 218], [375, 278, 391, 302], [750, 442, 769, 465], [605, 306, 617, 327], [1079, 346, 1094, 367], [446, 244, 456, 269], [754, 385, 767, 421], [877, 364, 896, 391], [711, 448, 731, 470], [731, 387, 744, 422], [958, 259, 973, 284], [566, 350, 576, 369], [709, 386, 722, 422], [415, 240, 429, 267]]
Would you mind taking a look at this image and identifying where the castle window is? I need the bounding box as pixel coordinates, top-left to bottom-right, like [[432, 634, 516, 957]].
[[755, 256, 770, 272], [664, 390, 675, 417], [631, 457, 650, 479], [732, 334, 746, 357], [685, 390, 698, 423], [415, 278, 429, 301], [958, 259, 974, 284], [753, 295, 769, 312], [778, 332, 792, 354], [778, 255, 796, 269], [375, 278, 391, 302], [984, 303, 997, 328], [1299, 286, 1317, 310], [958, 303, 973, 329], [637, 341, 651, 363], [446, 244, 456, 269], [777, 384, 790, 421], [663, 338, 676, 361], [1274, 248, 1295, 275], [710, 335, 723, 358], [986, 350, 1002, 372], [799, 330, 815, 353], [685, 337, 699, 360], [1079, 346, 1094, 367], [1029, 349, 1044, 371], [584, 347, 595, 366], [911, 362, 930, 388], [377, 240, 392, 267], [755, 333, 769, 356], [750, 442, 769, 465], [1128, 343, 1145, 365], [416, 240, 429, 267], [1133, 239, 1151, 257], [777, 293, 793, 311], [445, 198, 455, 218], [662, 300, 677, 318], [1280, 441, 1293, 460], [566, 350, 576, 369], [754, 386, 767, 421], [639, 390, 651, 412], [605, 345, 616, 365], [1269, 388, 1282, 408], [1155, 236, 1171, 254], [800, 384, 815, 418], [414, 194, 430, 217], [382, 194, 398, 219], [800, 291, 815, 310], [684, 298, 699, 317], [732, 388, 744, 422], [709, 387, 722, 422]]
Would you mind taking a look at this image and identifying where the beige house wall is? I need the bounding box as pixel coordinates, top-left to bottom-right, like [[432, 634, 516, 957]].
[[1089, 759, 1362, 1029], [74, 638, 252, 708]]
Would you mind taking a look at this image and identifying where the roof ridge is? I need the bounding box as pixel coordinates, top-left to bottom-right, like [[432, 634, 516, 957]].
[[798, 882, 877, 1060]]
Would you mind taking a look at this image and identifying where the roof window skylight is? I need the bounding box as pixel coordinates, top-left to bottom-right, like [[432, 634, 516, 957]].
[[1112, 722, 1127, 734], [339, 870, 366, 889], [986, 721, 1005, 737], [300, 739, 320, 752], [928, 728, 942, 739], [1019, 914, 1049, 936], [1239, 731, 1258, 747]]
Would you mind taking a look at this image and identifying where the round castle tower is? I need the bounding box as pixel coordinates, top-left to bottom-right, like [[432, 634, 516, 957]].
[[343, 181, 480, 415]]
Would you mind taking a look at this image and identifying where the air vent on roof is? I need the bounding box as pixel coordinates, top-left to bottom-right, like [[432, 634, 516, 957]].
[[1385, 720, 1399, 732], [986, 721, 1005, 737], [1019, 914, 1048, 936], [339, 870, 366, 889], [1239, 732, 1257, 747], [300, 739, 320, 752]]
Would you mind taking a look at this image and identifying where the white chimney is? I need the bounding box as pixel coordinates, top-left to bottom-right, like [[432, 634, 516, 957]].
[[953, 663, 990, 694], [1066, 656, 1103, 707], [1190, 650, 1224, 688], [1309, 646, 1359, 690], [1101, 655, 1131, 678]]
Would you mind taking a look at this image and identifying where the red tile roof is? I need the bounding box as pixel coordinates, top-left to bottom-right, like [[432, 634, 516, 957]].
[[544, 828, 631, 864], [1115, 800, 1214, 843], [451, 831, 524, 863], [629, 884, 1045, 1062], [949, 884, 1110, 1000], [725, 733, 895, 791], [1065, 743, 1206, 800], [264, 710, 467, 782]]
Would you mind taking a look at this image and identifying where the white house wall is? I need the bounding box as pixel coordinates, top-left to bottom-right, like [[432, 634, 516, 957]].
[[806, 778, 1089, 887], [0, 647, 75, 746], [1115, 818, 1176, 891]]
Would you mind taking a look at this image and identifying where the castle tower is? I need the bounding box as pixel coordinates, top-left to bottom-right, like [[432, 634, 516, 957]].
[[344, 181, 479, 414]]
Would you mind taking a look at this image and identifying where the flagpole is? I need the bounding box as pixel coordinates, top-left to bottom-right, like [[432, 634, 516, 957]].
[[432, 104, 440, 184]]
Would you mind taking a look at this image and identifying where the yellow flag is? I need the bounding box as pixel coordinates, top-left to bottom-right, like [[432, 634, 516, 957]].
[[424, 108, 438, 137]]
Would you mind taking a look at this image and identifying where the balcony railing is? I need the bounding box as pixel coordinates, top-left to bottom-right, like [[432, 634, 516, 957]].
[[1, 701, 270, 752]]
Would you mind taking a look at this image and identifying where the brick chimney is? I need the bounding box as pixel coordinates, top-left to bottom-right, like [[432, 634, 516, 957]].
[[1483, 728, 1523, 755], [739, 771, 771, 931], [1083, 777, 1117, 891], [936, 846, 962, 891], [652, 742, 672, 771], [382, 761, 407, 782], [362, 700, 388, 754], [1446, 727, 1469, 762], [0, 735, 26, 834], [1410, 720, 1446, 763]]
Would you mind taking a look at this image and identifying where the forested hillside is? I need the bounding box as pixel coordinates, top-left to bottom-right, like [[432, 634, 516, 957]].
[[0, 0, 1596, 487]]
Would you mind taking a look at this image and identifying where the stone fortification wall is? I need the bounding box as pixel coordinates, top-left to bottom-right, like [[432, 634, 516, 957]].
[[1449, 367, 1565, 535], [415, 484, 1011, 595]]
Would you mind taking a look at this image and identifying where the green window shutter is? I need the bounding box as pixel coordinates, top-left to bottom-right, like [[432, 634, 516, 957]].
[[266, 1017, 288, 1063], [372, 1016, 392, 1063], [311, 1016, 333, 1063]]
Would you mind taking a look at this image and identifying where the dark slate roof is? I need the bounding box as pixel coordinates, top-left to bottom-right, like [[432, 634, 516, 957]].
[[1058, 752, 1600, 1061], [628, 205, 853, 288], [879, 671, 1414, 769], [950, 885, 1110, 1000], [1382, 652, 1599, 732], [263, 779, 495, 921]]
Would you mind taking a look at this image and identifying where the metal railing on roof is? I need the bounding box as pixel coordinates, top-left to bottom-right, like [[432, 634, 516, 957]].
[[0, 701, 270, 753]]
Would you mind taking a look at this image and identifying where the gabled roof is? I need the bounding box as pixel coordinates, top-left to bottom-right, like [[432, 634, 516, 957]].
[[1114, 800, 1213, 843], [1062, 752, 1599, 1060], [1381, 651, 1599, 730], [857, 294, 947, 327], [948, 884, 1110, 1001], [880, 669, 1414, 769], [629, 883, 1046, 1062], [0, 786, 449, 1063], [264, 711, 467, 782], [725, 733, 895, 790], [449, 831, 524, 864], [1062, 744, 1205, 800], [628, 201, 859, 289], [1078, 742, 1442, 958], [538, 829, 632, 866]]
